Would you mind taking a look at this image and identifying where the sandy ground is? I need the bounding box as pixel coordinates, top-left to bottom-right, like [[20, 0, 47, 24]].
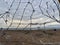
[[0, 30, 60, 45]]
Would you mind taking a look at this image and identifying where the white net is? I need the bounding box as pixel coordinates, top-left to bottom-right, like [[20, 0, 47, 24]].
[[0, 0, 60, 30]]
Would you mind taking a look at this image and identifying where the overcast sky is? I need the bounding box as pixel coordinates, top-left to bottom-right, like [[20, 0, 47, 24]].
[[0, 0, 60, 29]]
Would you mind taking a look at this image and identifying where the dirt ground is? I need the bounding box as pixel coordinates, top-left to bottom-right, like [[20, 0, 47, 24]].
[[0, 30, 60, 45]]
